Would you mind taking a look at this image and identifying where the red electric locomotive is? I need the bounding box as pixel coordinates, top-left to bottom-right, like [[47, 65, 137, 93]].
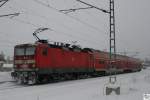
[[11, 39, 142, 84]]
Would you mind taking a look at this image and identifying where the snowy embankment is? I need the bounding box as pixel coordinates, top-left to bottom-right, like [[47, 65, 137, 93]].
[[0, 68, 150, 100]]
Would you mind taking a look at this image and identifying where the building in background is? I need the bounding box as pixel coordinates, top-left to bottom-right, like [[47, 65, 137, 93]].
[[0, 51, 13, 71]]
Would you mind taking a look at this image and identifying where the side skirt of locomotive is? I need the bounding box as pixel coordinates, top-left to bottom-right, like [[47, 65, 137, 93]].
[[11, 68, 96, 85]]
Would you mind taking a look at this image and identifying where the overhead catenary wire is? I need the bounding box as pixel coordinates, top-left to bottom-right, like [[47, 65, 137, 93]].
[[9, 6, 103, 40], [11, 17, 42, 28], [11, 17, 102, 45], [0, 0, 9, 8], [0, 0, 108, 50], [68, 0, 109, 34], [71, 11, 108, 35], [0, 10, 103, 47], [0, 13, 20, 18], [84, 10, 108, 33], [4, 15, 103, 47], [8, 1, 106, 41], [10, 0, 107, 37], [5, 1, 106, 47], [31, 0, 109, 47], [32, 0, 107, 36]]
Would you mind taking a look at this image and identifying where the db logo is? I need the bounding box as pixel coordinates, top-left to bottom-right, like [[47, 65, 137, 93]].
[[143, 94, 150, 100]]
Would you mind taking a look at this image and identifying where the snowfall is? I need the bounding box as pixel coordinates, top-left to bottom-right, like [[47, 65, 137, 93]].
[[0, 67, 150, 100]]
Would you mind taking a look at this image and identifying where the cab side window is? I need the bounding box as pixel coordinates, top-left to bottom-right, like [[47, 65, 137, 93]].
[[42, 48, 48, 56]]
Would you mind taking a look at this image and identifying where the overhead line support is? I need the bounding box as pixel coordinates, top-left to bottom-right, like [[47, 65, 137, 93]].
[[76, 0, 110, 13], [60, 6, 94, 14], [0, 13, 20, 18], [0, 0, 9, 8]]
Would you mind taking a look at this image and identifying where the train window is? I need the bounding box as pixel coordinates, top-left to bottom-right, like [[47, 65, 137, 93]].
[[99, 60, 105, 64], [42, 48, 48, 56], [15, 48, 25, 56], [26, 47, 35, 55]]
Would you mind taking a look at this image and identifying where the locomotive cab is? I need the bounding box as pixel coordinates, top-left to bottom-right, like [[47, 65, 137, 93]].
[[14, 44, 36, 70], [12, 44, 37, 84]]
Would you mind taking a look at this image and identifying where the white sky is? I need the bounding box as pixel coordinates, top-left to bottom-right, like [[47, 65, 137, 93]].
[[0, 0, 150, 59]]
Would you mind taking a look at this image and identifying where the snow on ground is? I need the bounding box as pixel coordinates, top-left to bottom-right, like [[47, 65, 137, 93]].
[[2, 64, 13, 68], [0, 68, 150, 100], [0, 72, 12, 83]]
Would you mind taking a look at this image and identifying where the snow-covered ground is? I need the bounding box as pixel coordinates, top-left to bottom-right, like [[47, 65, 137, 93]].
[[2, 64, 13, 68], [0, 72, 12, 83], [0, 68, 150, 100]]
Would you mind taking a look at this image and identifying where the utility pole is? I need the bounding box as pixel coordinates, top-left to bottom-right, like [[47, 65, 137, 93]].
[[60, 0, 119, 95]]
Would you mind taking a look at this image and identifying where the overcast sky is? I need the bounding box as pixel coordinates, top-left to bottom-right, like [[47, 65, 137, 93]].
[[0, 0, 150, 59]]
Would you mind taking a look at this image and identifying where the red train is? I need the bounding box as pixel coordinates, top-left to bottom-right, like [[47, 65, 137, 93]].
[[11, 40, 142, 84]]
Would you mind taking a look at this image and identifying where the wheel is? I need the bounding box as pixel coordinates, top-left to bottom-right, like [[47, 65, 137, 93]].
[[28, 77, 36, 85], [28, 72, 37, 85], [17, 75, 23, 84]]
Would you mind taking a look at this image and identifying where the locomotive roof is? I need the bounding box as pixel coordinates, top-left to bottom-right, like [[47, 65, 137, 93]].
[[15, 42, 141, 62], [15, 43, 36, 47]]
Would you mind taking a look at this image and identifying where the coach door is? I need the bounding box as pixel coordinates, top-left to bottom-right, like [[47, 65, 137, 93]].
[[89, 54, 95, 69]]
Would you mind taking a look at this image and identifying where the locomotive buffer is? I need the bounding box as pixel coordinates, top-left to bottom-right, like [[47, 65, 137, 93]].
[[60, 0, 120, 95]]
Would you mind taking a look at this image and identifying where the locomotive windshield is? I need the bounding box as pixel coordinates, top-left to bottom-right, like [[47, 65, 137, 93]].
[[26, 47, 35, 55], [15, 48, 25, 56], [15, 47, 35, 56]]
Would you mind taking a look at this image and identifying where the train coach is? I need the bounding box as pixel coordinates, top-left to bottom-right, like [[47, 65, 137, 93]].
[[11, 40, 142, 84]]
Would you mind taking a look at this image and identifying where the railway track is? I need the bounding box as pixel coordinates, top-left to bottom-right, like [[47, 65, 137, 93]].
[[0, 70, 143, 91]]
